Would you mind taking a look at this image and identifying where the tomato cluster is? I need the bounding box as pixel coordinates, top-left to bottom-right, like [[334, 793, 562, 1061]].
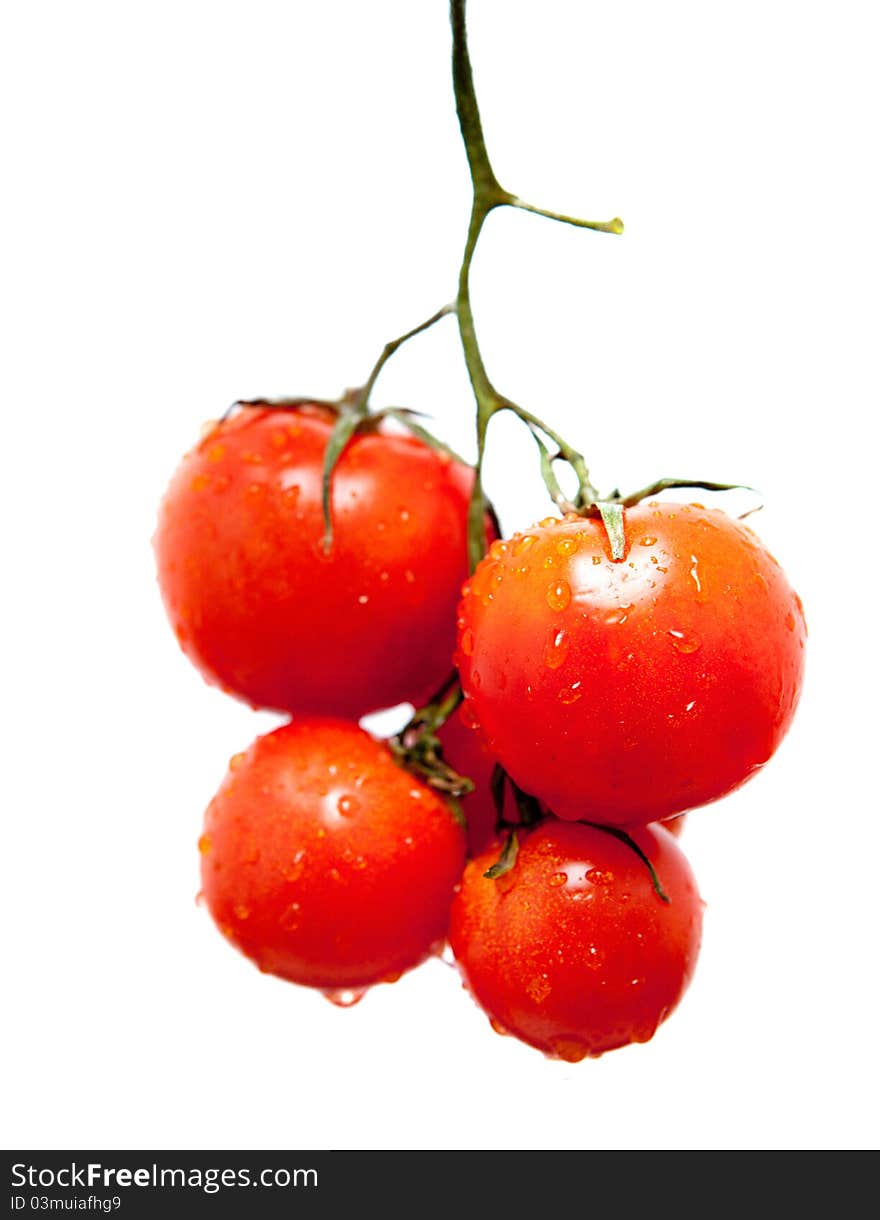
[[155, 403, 805, 1061]]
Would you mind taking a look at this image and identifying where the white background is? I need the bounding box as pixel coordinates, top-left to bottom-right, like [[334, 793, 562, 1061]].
[[3, 0, 878, 1152]]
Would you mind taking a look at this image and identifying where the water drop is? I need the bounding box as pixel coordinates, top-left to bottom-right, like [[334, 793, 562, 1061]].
[[489, 1017, 510, 1037], [558, 682, 583, 704], [194, 890, 205, 907], [233, 903, 250, 920], [322, 988, 367, 1008], [785, 612, 796, 631], [190, 474, 210, 493], [270, 429, 287, 449], [668, 629, 701, 654], [357, 594, 369, 605], [591, 555, 602, 566], [460, 627, 475, 656], [639, 536, 657, 547], [546, 579, 571, 611], [278, 902, 301, 931], [399, 509, 411, 523], [586, 867, 614, 886], [539, 516, 558, 528], [543, 628, 569, 670], [197, 834, 212, 855], [489, 539, 509, 560], [556, 537, 577, 557], [206, 443, 226, 463], [337, 794, 358, 817], [550, 1037, 591, 1063], [548, 871, 568, 887], [514, 534, 536, 556]]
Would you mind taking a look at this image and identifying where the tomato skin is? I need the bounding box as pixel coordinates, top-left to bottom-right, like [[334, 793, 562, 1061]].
[[155, 405, 478, 718], [456, 504, 807, 826], [199, 719, 466, 991], [449, 820, 704, 1061], [435, 704, 507, 857]]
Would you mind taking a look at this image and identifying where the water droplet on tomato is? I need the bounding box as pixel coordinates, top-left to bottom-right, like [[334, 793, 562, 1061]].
[[198, 834, 212, 855], [543, 628, 568, 670], [322, 988, 367, 1008], [190, 474, 210, 492], [489, 1017, 510, 1037], [194, 890, 205, 907], [591, 555, 602, 566], [460, 701, 481, 730], [556, 537, 577, 557], [550, 1037, 591, 1063], [668, 629, 701, 654], [548, 871, 568, 887], [489, 539, 509, 560], [639, 535, 657, 547], [785, 612, 796, 631], [514, 534, 536, 556], [278, 902, 301, 931], [460, 627, 475, 656], [206, 443, 226, 462], [586, 867, 614, 886], [233, 903, 250, 920], [357, 594, 369, 605], [546, 579, 571, 611], [337, 794, 357, 817], [558, 682, 583, 704]]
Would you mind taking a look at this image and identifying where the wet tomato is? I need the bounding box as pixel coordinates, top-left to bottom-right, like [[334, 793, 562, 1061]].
[[449, 819, 704, 1061], [199, 718, 466, 998], [455, 503, 806, 826], [155, 404, 479, 718]]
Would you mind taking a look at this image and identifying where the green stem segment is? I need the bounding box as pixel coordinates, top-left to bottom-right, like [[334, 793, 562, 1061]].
[[450, 0, 623, 571]]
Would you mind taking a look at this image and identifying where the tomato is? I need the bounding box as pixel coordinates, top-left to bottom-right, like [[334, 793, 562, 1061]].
[[437, 704, 690, 854], [455, 503, 806, 826], [155, 404, 479, 718], [435, 703, 509, 856], [449, 819, 704, 1061], [199, 718, 466, 997]]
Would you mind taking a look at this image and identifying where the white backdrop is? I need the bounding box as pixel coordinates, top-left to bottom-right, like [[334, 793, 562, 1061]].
[[3, 0, 878, 1151]]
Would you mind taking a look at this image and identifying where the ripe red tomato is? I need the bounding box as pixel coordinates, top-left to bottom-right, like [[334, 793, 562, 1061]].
[[437, 704, 690, 855], [155, 404, 479, 718], [455, 503, 806, 826], [449, 819, 704, 1061], [199, 718, 466, 997], [435, 703, 509, 856]]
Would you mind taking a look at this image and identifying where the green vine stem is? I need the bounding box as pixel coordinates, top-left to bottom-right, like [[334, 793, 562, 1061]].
[[450, 0, 623, 571]]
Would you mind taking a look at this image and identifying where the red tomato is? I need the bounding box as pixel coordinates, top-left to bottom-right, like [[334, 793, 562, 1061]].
[[435, 704, 508, 856], [437, 704, 689, 854], [449, 819, 704, 1061], [155, 404, 479, 718], [199, 718, 466, 997], [455, 504, 806, 826]]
